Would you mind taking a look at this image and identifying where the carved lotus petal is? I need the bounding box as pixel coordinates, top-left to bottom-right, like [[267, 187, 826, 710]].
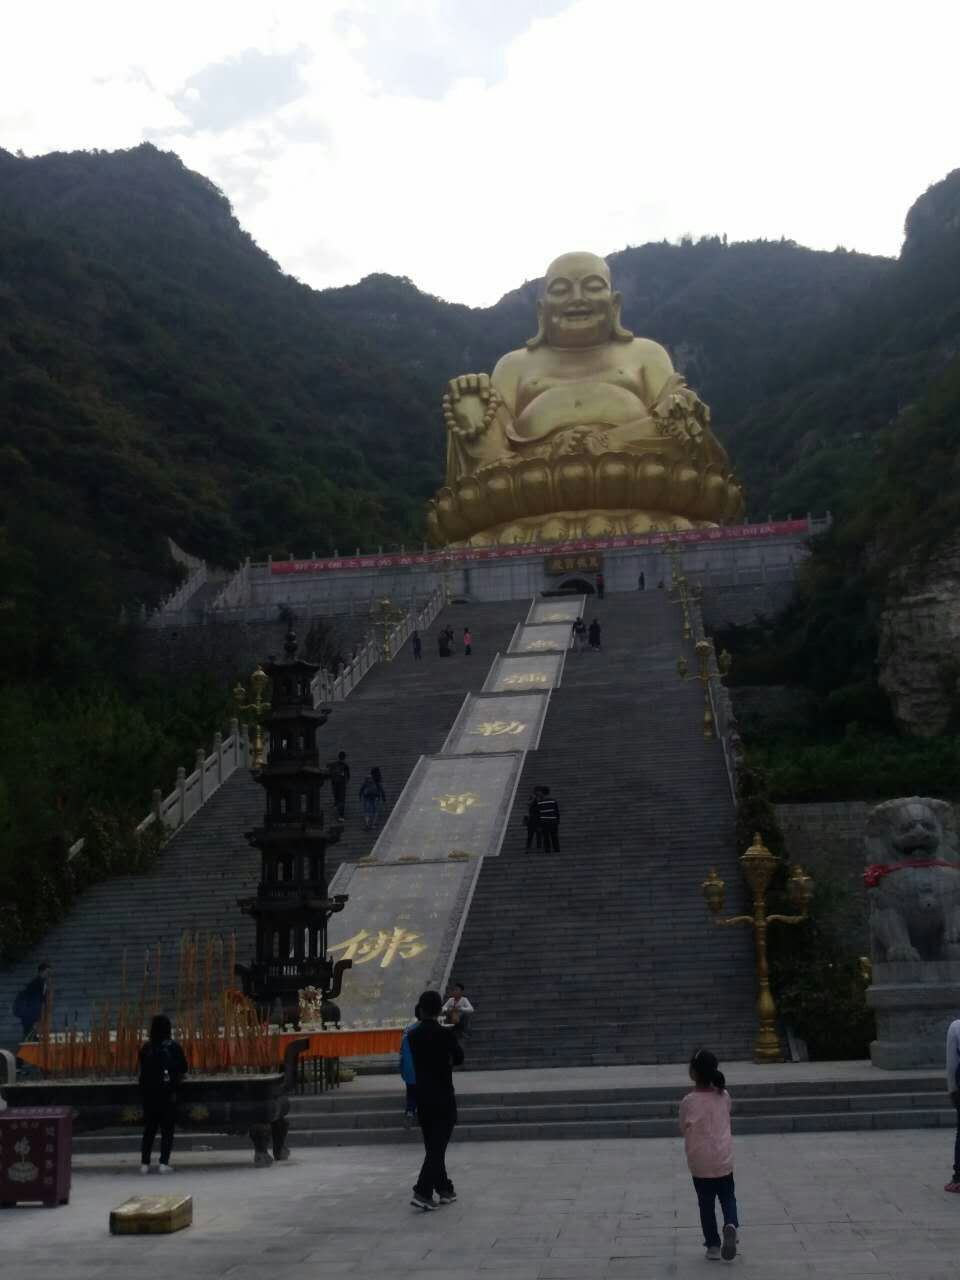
[[634, 455, 668, 508], [595, 453, 634, 509], [515, 459, 554, 516], [555, 458, 593, 511], [480, 466, 519, 523], [671, 462, 702, 512]]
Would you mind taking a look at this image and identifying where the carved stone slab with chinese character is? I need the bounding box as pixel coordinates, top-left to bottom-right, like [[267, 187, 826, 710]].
[[325, 860, 479, 1025], [442, 692, 549, 755], [483, 652, 565, 693], [508, 623, 572, 655], [367, 752, 524, 864], [526, 596, 586, 625]]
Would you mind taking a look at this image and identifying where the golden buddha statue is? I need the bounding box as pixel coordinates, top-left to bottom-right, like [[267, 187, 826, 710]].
[[427, 251, 744, 546]]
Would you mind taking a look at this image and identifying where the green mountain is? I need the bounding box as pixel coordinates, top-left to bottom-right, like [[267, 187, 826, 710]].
[[2, 145, 960, 955], [727, 169, 960, 518]]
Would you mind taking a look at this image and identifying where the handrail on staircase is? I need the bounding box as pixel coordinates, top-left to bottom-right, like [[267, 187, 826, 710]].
[[309, 585, 446, 706], [67, 717, 254, 863], [691, 602, 742, 804], [67, 588, 447, 869]]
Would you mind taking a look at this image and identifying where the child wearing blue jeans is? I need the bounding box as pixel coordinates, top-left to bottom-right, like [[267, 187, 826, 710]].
[[679, 1048, 739, 1261]]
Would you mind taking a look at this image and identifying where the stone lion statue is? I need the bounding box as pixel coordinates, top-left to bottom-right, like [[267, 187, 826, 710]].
[[865, 797, 960, 962]]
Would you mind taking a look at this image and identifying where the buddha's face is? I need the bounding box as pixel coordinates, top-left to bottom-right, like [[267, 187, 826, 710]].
[[541, 252, 618, 349]]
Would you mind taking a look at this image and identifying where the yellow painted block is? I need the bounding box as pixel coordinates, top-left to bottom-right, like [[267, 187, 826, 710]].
[[109, 1193, 193, 1235]]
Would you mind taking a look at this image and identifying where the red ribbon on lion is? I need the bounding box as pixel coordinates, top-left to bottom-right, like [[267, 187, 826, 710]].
[[863, 859, 959, 888]]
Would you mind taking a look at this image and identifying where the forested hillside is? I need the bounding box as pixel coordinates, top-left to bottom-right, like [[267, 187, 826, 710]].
[[2, 143, 959, 956]]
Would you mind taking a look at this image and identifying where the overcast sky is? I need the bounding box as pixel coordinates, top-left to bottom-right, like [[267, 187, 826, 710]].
[[2, 0, 958, 306]]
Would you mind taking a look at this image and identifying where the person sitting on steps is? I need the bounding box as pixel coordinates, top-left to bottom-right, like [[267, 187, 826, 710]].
[[442, 983, 474, 1040]]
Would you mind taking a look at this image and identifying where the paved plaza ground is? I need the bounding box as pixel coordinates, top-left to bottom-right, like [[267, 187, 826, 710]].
[[3, 1128, 959, 1279]]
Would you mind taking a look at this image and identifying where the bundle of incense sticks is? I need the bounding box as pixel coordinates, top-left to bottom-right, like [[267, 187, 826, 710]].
[[36, 931, 279, 1077]]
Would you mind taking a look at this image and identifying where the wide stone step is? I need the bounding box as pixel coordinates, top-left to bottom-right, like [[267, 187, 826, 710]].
[[71, 1081, 954, 1154]]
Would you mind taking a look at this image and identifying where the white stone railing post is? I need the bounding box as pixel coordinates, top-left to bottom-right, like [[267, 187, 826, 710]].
[[176, 767, 187, 826], [194, 749, 205, 804]]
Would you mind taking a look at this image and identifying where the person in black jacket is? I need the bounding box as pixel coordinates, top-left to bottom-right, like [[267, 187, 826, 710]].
[[523, 788, 543, 851], [408, 989, 463, 1210], [138, 1013, 188, 1174], [536, 786, 561, 852]]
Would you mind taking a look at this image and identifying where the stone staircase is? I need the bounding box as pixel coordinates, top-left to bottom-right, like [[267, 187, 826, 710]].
[[0, 600, 524, 1053], [449, 589, 757, 1067], [69, 1072, 953, 1153]]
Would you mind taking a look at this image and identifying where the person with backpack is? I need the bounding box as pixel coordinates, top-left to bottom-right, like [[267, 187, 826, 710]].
[[399, 1004, 421, 1129], [371, 766, 387, 826], [138, 1014, 188, 1175], [359, 771, 381, 830], [945, 1016, 960, 1193], [13, 962, 50, 1041], [328, 750, 350, 820]]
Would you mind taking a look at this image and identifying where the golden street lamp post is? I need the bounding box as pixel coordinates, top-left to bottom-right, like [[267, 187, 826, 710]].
[[701, 834, 815, 1063], [677, 641, 731, 739], [369, 597, 406, 661], [233, 666, 270, 771], [667, 555, 692, 641]]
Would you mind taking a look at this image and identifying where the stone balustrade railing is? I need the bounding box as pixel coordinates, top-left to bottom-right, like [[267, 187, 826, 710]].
[[66, 720, 253, 863], [310, 586, 445, 704], [691, 599, 742, 803], [68, 587, 447, 864], [149, 563, 208, 620], [209, 558, 251, 611]]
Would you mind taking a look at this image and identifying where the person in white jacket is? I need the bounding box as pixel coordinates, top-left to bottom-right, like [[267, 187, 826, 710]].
[[946, 1018, 960, 1194]]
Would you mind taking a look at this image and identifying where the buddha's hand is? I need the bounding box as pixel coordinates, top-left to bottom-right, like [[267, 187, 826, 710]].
[[443, 374, 502, 441]]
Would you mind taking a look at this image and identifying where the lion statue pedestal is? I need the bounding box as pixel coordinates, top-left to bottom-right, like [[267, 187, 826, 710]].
[[864, 797, 960, 1068]]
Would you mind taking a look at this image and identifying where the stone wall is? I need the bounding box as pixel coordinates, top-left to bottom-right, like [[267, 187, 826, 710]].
[[242, 531, 810, 609], [775, 801, 873, 953], [878, 533, 960, 736]]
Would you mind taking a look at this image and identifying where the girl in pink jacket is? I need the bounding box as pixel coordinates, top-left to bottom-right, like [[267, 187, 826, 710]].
[[679, 1048, 739, 1261]]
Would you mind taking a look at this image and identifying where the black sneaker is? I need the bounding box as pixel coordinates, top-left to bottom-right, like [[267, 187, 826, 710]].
[[721, 1224, 737, 1261], [410, 1191, 435, 1211], [438, 1190, 457, 1204]]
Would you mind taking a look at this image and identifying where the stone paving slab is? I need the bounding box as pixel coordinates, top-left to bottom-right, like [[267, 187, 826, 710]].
[[4, 1131, 959, 1279]]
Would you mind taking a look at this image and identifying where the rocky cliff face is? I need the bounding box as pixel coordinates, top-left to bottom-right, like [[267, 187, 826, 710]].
[[878, 536, 960, 736]]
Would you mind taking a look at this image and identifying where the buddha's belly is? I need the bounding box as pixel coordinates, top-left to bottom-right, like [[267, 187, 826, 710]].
[[513, 381, 648, 441]]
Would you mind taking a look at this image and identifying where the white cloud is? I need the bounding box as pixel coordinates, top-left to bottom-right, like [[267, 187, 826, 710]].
[[1, 0, 958, 304]]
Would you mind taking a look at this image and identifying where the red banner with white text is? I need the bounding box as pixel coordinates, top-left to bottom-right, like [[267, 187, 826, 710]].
[[269, 519, 812, 575]]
